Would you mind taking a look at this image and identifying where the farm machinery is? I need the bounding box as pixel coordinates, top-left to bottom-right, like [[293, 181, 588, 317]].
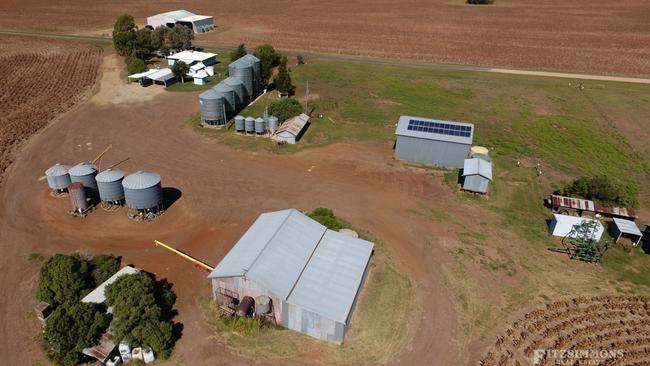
[[556, 220, 610, 263]]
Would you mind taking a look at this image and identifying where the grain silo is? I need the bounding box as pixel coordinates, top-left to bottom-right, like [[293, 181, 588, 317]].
[[267, 116, 279, 133], [96, 169, 125, 206], [222, 76, 246, 108], [45, 163, 71, 195], [255, 117, 266, 134], [229, 58, 253, 99], [199, 89, 227, 126], [234, 115, 245, 132], [68, 182, 88, 213], [213, 82, 235, 112], [69, 162, 98, 195], [122, 171, 164, 215], [243, 54, 262, 94], [245, 117, 255, 134]]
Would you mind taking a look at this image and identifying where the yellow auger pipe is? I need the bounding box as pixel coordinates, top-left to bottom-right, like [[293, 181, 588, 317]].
[[154, 240, 214, 271], [91, 144, 113, 165]]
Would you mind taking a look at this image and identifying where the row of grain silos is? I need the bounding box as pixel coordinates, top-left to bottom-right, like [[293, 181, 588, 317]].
[[45, 163, 164, 218], [234, 115, 279, 134], [199, 54, 261, 126]]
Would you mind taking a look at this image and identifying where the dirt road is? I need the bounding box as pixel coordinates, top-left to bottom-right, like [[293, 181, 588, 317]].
[[0, 53, 503, 365]]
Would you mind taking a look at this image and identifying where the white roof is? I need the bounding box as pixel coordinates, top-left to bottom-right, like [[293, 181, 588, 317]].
[[167, 50, 217, 63], [180, 15, 212, 22], [463, 158, 492, 180], [550, 214, 604, 240], [209, 209, 374, 324], [81, 266, 140, 304], [160, 10, 196, 20], [147, 68, 174, 81], [128, 69, 158, 79], [194, 70, 209, 78], [613, 218, 643, 236], [190, 62, 205, 71]]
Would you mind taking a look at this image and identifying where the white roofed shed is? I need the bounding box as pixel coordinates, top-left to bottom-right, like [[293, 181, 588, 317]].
[[549, 214, 604, 240], [610, 218, 643, 246]]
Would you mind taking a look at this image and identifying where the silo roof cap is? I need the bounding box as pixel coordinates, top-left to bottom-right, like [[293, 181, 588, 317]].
[[69, 162, 97, 176], [96, 169, 125, 183], [122, 171, 161, 189], [45, 163, 71, 176], [222, 76, 243, 86], [212, 82, 234, 93], [199, 89, 221, 100]]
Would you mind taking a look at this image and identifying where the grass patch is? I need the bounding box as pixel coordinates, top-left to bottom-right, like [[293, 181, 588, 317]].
[[28, 252, 45, 263], [165, 62, 229, 92]]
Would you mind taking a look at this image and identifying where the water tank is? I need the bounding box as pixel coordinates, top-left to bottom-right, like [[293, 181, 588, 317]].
[[267, 116, 279, 132], [244, 117, 255, 134], [96, 169, 125, 203], [199, 89, 227, 126], [45, 163, 71, 190], [122, 171, 163, 211], [229, 59, 253, 98], [212, 82, 235, 112], [222, 76, 246, 108], [236, 296, 255, 317], [255, 295, 271, 314], [69, 162, 98, 194], [68, 182, 88, 212], [254, 118, 265, 134], [234, 115, 245, 132]]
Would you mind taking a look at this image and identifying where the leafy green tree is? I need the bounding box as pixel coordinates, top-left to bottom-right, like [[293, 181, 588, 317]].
[[105, 273, 177, 358], [230, 43, 247, 61], [254, 44, 281, 84], [167, 25, 193, 50], [127, 57, 147, 75], [171, 61, 189, 83], [37, 254, 92, 307], [134, 28, 153, 59], [151, 26, 169, 50], [43, 302, 109, 366], [112, 14, 137, 56], [90, 254, 120, 286], [274, 55, 294, 95], [268, 98, 303, 122]]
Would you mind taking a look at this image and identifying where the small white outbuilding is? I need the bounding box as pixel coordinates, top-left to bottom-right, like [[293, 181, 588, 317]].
[[549, 214, 604, 240]]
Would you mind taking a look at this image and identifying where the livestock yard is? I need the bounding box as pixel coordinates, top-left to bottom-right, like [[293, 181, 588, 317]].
[[0, 2, 650, 366]]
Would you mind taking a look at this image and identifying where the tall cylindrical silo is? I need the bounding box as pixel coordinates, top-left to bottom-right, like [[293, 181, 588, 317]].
[[229, 59, 253, 99], [244, 54, 262, 94], [199, 89, 227, 126], [122, 171, 163, 212], [255, 118, 265, 134], [69, 162, 98, 195], [96, 169, 125, 204], [222, 76, 246, 108], [212, 82, 235, 112], [68, 182, 88, 213], [234, 115, 245, 132], [267, 116, 279, 132], [45, 163, 71, 190], [245, 117, 255, 134]]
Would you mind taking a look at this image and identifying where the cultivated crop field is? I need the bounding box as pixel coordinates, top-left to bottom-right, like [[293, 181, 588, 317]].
[[0, 0, 648, 76], [0, 35, 101, 184]]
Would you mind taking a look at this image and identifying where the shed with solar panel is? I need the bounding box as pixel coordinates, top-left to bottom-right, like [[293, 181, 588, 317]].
[[394, 116, 474, 168]]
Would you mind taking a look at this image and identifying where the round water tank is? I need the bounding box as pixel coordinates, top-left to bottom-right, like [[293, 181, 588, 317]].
[[244, 117, 255, 133], [255, 295, 271, 314], [69, 162, 98, 193], [45, 163, 71, 190], [68, 182, 88, 212], [222, 77, 246, 107], [470, 146, 489, 157], [236, 296, 255, 317], [122, 171, 163, 211], [254, 118, 265, 134], [212, 82, 235, 112], [199, 89, 227, 126], [229, 61, 253, 98], [96, 169, 125, 203], [267, 116, 279, 132], [234, 115, 245, 132]]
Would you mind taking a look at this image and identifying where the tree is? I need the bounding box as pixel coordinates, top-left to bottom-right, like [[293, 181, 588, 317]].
[[296, 54, 305, 65], [268, 98, 303, 122], [274, 55, 294, 95], [127, 57, 148, 75], [230, 43, 247, 61], [112, 14, 137, 56], [167, 25, 193, 50], [555, 175, 639, 208], [254, 44, 281, 84], [90, 254, 120, 286], [105, 273, 177, 358], [134, 28, 153, 59], [151, 26, 169, 51], [171, 61, 189, 83], [37, 254, 92, 307], [43, 302, 109, 366]]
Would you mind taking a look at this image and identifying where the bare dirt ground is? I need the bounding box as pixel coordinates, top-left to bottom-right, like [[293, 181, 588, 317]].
[[91, 54, 165, 106], [0, 52, 512, 365], [0, 0, 648, 76], [0, 35, 101, 185]]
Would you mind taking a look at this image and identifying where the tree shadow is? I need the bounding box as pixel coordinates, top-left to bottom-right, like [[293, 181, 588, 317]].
[[163, 187, 182, 209]]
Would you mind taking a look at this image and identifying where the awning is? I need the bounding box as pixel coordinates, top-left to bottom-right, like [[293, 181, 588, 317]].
[[127, 69, 158, 79]]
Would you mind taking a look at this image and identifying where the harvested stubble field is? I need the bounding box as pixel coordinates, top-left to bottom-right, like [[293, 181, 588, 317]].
[[0, 35, 101, 184], [480, 296, 650, 365], [0, 0, 649, 76]]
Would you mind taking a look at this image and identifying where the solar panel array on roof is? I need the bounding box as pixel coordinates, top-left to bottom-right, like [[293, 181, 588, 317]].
[[407, 119, 472, 138]]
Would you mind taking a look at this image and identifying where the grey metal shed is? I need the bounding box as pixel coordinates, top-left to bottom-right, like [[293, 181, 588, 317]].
[[609, 218, 643, 246], [462, 158, 492, 194], [208, 209, 374, 343], [394, 116, 474, 168]]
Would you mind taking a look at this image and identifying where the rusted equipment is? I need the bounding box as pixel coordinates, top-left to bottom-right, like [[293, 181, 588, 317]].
[[548, 195, 637, 219], [236, 296, 255, 317], [68, 182, 88, 213], [35, 302, 52, 324]]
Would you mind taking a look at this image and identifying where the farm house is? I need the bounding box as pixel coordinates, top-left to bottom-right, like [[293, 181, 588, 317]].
[[275, 114, 310, 144], [208, 209, 374, 343], [609, 218, 643, 246], [147, 10, 214, 34], [549, 214, 604, 240], [394, 116, 474, 168], [462, 157, 492, 194], [166, 50, 217, 67]]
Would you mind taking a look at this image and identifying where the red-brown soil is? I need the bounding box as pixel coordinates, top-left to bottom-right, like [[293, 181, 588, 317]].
[[0, 1, 649, 76], [0, 35, 101, 185]]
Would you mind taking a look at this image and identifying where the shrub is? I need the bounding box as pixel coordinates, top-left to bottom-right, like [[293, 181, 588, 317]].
[[37, 254, 92, 307], [307, 208, 349, 231], [268, 98, 303, 122], [90, 254, 121, 286], [127, 58, 147, 75], [555, 175, 639, 208], [296, 54, 305, 65]]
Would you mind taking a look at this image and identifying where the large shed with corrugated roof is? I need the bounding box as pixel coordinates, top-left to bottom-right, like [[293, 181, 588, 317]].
[[208, 209, 374, 343]]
